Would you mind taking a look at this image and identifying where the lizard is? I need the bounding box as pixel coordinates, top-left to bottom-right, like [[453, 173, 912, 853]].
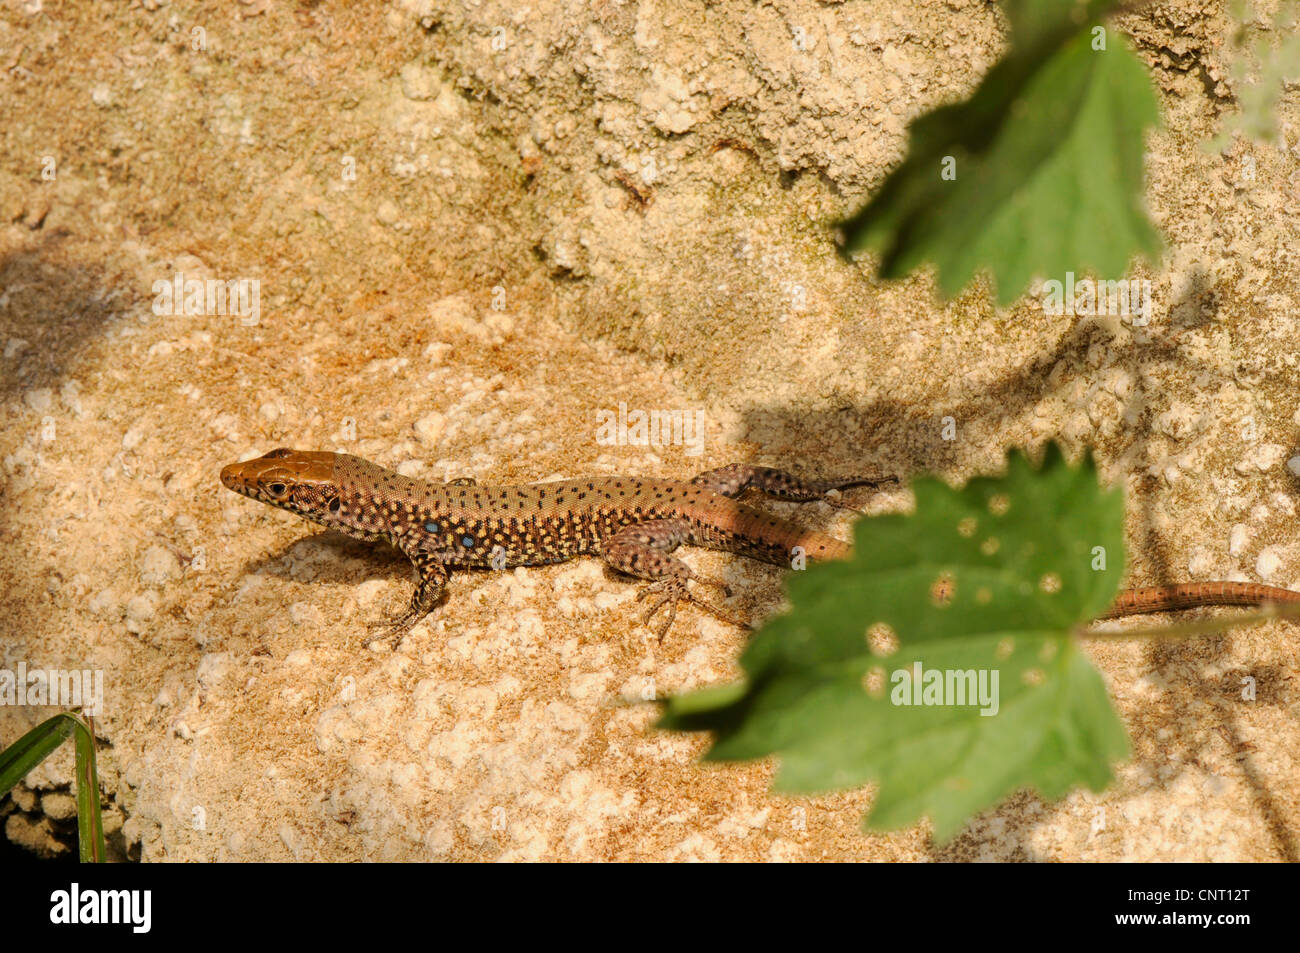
[[220, 448, 1300, 642], [220, 448, 897, 642]]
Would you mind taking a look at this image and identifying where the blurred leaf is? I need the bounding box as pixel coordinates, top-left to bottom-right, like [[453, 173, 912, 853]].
[[1208, 4, 1300, 147], [660, 445, 1130, 842], [837, 7, 1161, 305]]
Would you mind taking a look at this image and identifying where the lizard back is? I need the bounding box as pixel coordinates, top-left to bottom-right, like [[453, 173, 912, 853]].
[[327, 453, 850, 568]]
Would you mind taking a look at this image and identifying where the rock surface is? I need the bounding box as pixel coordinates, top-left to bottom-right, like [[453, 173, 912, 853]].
[[1, 0, 1298, 861]]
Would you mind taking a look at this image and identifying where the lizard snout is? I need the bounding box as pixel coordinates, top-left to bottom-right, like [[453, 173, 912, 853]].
[[219, 449, 340, 499], [220, 462, 247, 491], [219, 458, 279, 495]]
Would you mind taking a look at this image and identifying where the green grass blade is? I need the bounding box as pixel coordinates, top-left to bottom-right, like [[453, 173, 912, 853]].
[[0, 714, 75, 798], [72, 715, 105, 863]]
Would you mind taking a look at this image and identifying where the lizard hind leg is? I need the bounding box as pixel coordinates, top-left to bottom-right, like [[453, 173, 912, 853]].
[[600, 519, 748, 640], [690, 463, 896, 511], [366, 552, 449, 646]]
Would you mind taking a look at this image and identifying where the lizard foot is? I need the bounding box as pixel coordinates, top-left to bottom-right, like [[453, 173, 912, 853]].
[[363, 610, 419, 647], [635, 577, 750, 640], [822, 495, 866, 514], [824, 475, 898, 513]]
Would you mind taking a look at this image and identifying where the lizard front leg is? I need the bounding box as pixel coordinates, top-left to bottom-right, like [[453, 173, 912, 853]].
[[690, 463, 895, 511], [600, 519, 745, 639], [367, 551, 449, 645]]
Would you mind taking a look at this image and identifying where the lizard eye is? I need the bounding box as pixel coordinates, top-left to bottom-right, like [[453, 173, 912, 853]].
[[267, 482, 288, 498], [328, 497, 341, 515]]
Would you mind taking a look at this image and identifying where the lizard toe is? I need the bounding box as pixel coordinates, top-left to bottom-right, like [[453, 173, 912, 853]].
[[690, 573, 733, 597], [634, 576, 750, 638], [364, 610, 418, 647]]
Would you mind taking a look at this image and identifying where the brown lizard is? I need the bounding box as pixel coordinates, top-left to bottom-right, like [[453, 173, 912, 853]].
[[220, 448, 894, 641], [220, 449, 1300, 641]]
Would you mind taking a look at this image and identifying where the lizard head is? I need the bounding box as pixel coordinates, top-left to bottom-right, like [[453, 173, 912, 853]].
[[220, 448, 344, 526]]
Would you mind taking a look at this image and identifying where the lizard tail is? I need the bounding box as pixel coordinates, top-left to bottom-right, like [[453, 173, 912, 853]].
[[1102, 581, 1300, 618], [704, 501, 851, 567]]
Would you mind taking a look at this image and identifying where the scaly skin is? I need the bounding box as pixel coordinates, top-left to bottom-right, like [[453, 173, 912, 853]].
[[220, 449, 894, 641], [1100, 582, 1300, 618], [220, 449, 1300, 641]]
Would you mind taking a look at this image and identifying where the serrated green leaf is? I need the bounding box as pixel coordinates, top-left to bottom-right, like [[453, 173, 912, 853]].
[[659, 444, 1131, 842], [836, 13, 1161, 305]]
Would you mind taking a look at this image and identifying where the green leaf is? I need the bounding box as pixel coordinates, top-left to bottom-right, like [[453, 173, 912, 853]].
[[72, 716, 105, 864], [836, 11, 1161, 305], [659, 445, 1131, 842], [1, 712, 104, 862], [0, 714, 75, 798]]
